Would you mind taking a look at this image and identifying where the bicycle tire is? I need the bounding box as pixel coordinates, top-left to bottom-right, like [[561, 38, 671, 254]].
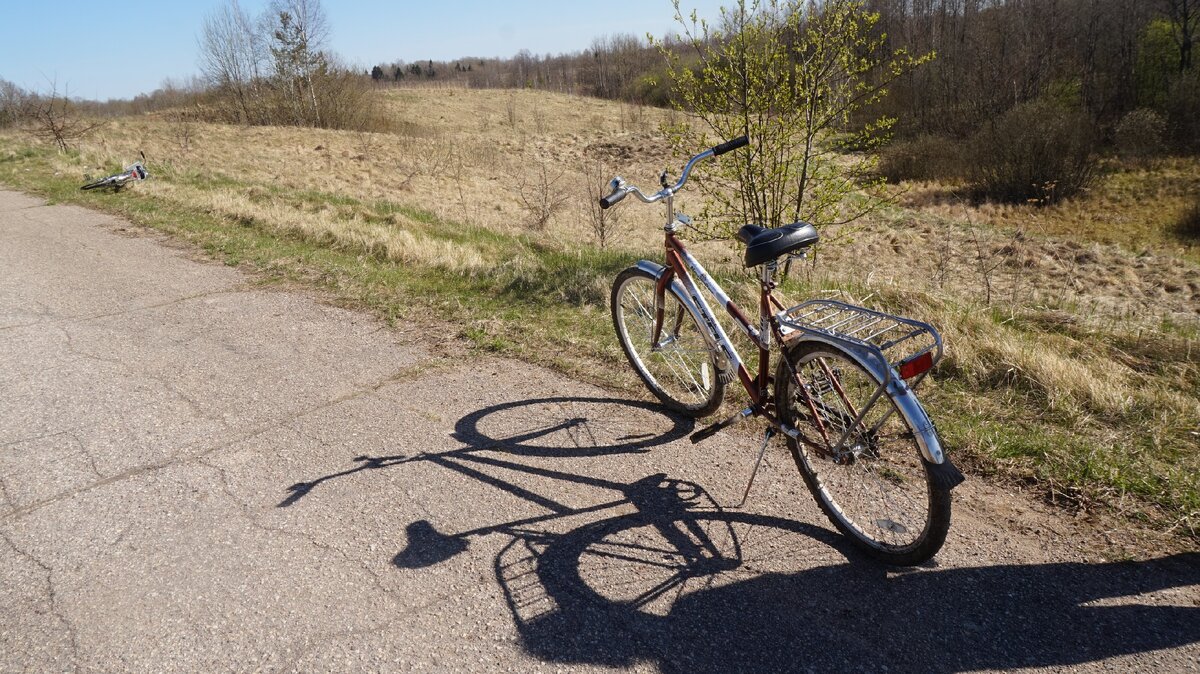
[[80, 178, 111, 191], [775, 340, 951, 565], [611, 266, 724, 417]]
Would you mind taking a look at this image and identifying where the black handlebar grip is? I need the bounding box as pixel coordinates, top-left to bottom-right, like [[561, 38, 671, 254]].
[[599, 189, 627, 210], [711, 135, 750, 156]]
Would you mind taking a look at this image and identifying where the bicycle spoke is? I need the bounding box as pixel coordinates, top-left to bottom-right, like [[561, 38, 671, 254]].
[[617, 274, 717, 407]]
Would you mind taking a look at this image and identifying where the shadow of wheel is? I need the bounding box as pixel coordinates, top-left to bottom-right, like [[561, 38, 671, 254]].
[[497, 503, 852, 667], [453, 396, 695, 457]]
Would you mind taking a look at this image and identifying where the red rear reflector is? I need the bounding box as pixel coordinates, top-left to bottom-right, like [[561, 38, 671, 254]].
[[899, 352, 934, 379]]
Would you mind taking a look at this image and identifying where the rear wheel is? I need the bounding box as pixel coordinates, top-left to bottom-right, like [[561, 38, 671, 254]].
[[611, 267, 724, 417], [775, 341, 950, 565]]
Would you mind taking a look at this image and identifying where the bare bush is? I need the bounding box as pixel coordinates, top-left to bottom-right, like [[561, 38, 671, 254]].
[[531, 106, 547, 134], [580, 161, 624, 248], [619, 101, 645, 132], [878, 134, 964, 184], [1174, 193, 1200, 242], [518, 162, 570, 231], [394, 142, 453, 191], [1115, 109, 1167, 165], [0, 78, 25, 128], [504, 95, 519, 128], [968, 99, 1099, 205], [25, 83, 104, 152], [166, 109, 197, 154]]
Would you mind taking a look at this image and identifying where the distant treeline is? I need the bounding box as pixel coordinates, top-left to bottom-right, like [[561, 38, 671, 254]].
[[4, 0, 1196, 173], [867, 0, 1198, 148], [368, 0, 1198, 154], [367, 33, 672, 105]]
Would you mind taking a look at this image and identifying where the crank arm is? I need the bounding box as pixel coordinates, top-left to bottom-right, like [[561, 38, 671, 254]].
[[690, 407, 754, 444]]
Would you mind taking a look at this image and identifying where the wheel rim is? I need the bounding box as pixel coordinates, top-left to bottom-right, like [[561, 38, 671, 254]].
[[615, 275, 717, 410], [784, 350, 932, 552]]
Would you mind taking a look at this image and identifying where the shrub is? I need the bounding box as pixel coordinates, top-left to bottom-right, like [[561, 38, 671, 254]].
[[878, 134, 964, 184], [1115, 108, 1166, 164], [1163, 71, 1200, 153], [967, 98, 1099, 205], [1174, 193, 1200, 242]]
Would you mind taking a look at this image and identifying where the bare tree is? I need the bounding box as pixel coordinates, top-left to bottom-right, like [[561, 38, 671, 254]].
[[199, 0, 266, 123], [1162, 0, 1198, 71], [26, 82, 104, 152]]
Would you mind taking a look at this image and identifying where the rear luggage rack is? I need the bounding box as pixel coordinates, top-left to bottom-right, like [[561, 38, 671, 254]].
[[777, 299, 943, 388]]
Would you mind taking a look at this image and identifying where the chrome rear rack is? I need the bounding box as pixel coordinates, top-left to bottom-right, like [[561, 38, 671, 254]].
[[777, 299, 943, 387]]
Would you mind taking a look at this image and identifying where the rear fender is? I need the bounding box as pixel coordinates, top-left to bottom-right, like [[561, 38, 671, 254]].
[[784, 335, 948, 466]]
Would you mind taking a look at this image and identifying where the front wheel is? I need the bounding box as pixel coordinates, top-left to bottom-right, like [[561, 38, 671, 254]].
[[775, 341, 951, 565], [611, 267, 724, 418]]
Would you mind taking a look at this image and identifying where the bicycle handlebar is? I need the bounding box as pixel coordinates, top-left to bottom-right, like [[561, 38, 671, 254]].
[[599, 135, 748, 209]]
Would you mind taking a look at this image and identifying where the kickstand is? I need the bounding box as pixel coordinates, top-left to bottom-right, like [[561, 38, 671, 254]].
[[732, 427, 775, 508]]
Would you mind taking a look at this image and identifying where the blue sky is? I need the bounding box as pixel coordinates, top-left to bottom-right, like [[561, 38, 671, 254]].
[[0, 0, 727, 101]]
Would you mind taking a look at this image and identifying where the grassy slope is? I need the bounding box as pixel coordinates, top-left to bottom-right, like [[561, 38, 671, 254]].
[[1, 88, 1196, 539]]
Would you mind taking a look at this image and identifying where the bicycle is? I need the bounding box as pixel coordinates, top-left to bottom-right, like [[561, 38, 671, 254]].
[[600, 136, 965, 565], [80, 151, 147, 191]]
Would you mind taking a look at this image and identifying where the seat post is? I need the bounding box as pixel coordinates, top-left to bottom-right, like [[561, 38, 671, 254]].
[[760, 260, 777, 348]]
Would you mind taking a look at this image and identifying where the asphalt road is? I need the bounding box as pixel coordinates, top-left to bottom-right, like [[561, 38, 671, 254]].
[[1, 189, 1197, 673]]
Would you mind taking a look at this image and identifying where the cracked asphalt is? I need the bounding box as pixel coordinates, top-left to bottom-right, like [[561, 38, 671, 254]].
[[1, 189, 1198, 673]]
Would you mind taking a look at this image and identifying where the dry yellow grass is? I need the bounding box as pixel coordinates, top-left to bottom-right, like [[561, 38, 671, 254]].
[[77, 88, 685, 252]]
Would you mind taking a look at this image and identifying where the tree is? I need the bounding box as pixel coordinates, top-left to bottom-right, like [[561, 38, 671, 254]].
[[267, 0, 330, 126], [25, 81, 104, 152], [371, 65, 384, 81], [661, 0, 932, 236], [198, 0, 266, 123], [1162, 0, 1198, 72]]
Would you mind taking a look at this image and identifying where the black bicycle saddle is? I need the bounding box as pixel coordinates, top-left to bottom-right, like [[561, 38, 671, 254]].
[[736, 222, 819, 267]]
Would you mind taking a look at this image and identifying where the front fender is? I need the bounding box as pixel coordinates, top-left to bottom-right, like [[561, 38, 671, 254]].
[[632, 259, 725, 366]]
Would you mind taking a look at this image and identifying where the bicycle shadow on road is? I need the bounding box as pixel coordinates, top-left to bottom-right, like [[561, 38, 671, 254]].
[[443, 466, 1200, 673], [281, 395, 1200, 672], [277, 395, 694, 507], [450, 395, 694, 457], [514, 524, 1200, 673]]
